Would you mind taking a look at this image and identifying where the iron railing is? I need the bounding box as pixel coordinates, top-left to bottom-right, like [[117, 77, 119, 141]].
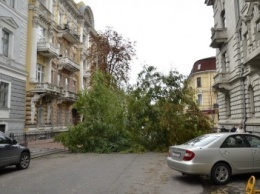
[[9, 131, 66, 146]]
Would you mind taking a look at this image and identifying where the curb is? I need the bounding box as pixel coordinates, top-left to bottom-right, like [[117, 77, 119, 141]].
[[31, 149, 68, 159]]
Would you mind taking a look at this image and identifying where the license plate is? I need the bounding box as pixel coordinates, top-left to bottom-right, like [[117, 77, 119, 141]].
[[172, 152, 181, 158]]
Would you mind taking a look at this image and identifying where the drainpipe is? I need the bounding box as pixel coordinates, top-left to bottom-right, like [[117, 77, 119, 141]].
[[240, 66, 247, 131]]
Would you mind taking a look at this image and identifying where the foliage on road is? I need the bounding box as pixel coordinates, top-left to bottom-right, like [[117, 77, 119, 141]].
[[56, 66, 211, 153], [126, 66, 211, 151]]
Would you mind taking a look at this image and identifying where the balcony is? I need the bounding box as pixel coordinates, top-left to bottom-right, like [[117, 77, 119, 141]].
[[210, 28, 228, 48], [30, 82, 63, 95], [213, 72, 230, 93], [37, 2, 53, 23], [37, 41, 60, 58], [205, 0, 215, 6], [57, 57, 80, 72], [63, 91, 77, 102], [83, 70, 91, 78], [245, 0, 260, 2], [58, 26, 80, 44]]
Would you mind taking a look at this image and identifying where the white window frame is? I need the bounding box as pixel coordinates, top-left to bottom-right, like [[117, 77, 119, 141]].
[[1, 30, 9, 57], [65, 78, 68, 91], [197, 64, 201, 70], [0, 18, 17, 59], [0, 80, 11, 109], [197, 93, 203, 106], [37, 25, 46, 41], [36, 64, 44, 83]]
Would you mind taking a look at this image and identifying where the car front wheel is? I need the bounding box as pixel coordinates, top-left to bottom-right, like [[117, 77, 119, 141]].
[[16, 152, 30, 170], [211, 162, 231, 185]]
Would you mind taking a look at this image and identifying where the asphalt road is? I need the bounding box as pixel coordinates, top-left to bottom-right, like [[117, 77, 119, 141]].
[[0, 152, 256, 194]]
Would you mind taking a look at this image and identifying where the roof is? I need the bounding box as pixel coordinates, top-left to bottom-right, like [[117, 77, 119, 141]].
[[189, 57, 216, 76]]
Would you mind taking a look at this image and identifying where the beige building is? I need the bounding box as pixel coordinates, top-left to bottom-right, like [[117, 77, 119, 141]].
[[25, 0, 96, 131], [189, 57, 218, 128], [205, 0, 260, 132]]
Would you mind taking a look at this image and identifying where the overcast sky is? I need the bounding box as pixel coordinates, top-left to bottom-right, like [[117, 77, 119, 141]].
[[75, 0, 216, 83]]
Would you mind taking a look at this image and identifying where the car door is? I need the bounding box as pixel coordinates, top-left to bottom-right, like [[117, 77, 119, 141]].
[[244, 135, 260, 171], [0, 133, 18, 167], [219, 134, 253, 172]]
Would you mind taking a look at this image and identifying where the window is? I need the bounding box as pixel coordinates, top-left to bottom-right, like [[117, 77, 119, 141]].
[[37, 26, 46, 41], [0, 125, 5, 133], [36, 64, 44, 82], [57, 107, 62, 124], [221, 53, 227, 73], [57, 74, 61, 86], [65, 110, 70, 124], [1, 30, 9, 57], [0, 133, 10, 144], [225, 94, 231, 118], [37, 106, 43, 125], [197, 77, 201, 87], [197, 64, 201, 70], [221, 135, 246, 148], [2, 0, 15, 8], [245, 135, 260, 148], [221, 10, 226, 28], [9, 0, 15, 8], [65, 78, 68, 91], [72, 80, 76, 93], [0, 82, 9, 108], [248, 85, 255, 117], [197, 94, 202, 105]]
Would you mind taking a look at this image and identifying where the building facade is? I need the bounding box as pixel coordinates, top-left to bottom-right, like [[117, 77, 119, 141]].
[[0, 0, 28, 133], [205, 0, 260, 132], [25, 0, 96, 131], [189, 57, 218, 128]]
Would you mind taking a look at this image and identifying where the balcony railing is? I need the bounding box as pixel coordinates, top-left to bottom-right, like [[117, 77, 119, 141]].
[[30, 82, 63, 95], [37, 41, 60, 58], [205, 0, 214, 6], [245, 0, 260, 2], [213, 72, 230, 92], [63, 91, 77, 101], [210, 28, 228, 48], [83, 70, 91, 78], [57, 57, 80, 72], [37, 2, 53, 22], [58, 28, 80, 44]]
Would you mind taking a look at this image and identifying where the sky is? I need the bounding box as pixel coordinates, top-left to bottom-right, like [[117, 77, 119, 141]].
[[75, 0, 216, 84]]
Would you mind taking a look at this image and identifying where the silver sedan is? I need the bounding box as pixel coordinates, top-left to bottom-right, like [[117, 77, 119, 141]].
[[167, 133, 260, 184]]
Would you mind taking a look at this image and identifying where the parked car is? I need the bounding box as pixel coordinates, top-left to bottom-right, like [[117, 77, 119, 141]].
[[167, 133, 260, 184], [0, 131, 30, 169]]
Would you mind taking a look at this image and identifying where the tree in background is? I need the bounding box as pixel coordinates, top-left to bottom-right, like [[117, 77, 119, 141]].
[[87, 27, 136, 84], [126, 66, 211, 151]]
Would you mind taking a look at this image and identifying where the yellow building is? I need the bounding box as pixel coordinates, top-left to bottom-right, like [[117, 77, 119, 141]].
[[189, 57, 218, 128], [25, 0, 96, 131]]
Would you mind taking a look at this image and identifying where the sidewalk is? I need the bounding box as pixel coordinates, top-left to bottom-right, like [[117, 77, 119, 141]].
[[27, 138, 68, 159]]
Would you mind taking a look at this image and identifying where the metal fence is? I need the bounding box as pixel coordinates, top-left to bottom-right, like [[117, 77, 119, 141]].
[[9, 131, 65, 146]]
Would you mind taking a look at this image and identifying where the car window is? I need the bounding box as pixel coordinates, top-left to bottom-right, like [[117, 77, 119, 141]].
[[245, 135, 260, 148], [221, 135, 246, 148], [0, 133, 11, 144], [183, 135, 219, 147]]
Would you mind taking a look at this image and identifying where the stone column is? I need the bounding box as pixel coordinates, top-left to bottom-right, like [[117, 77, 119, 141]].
[[30, 17, 39, 82]]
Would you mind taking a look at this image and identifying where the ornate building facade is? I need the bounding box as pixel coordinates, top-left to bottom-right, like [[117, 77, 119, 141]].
[[189, 57, 218, 128], [25, 0, 96, 131], [0, 0, 28, 133], [205, 0, 260, 132]]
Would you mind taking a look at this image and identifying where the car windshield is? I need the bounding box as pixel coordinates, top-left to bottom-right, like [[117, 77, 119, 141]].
[[183, 135, 220, 147]]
